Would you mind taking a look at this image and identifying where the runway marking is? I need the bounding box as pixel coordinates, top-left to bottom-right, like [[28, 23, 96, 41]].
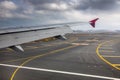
[[51, 38, 78, 45], [100, 50, 115, 53], [0, 48, 14, 53], [26, 46, 39, 48], [71, 43, 89, 46], [0, 51, 10, 52], [0, 38, 78, 53], [0, 63, 120, 80], [10, 45, 78, 80], [100, 47, 113, 50], [86, 39, 99, 42], [24, 38, 78, 50], [103, 55, 120, 58], [0, 56, 32, 63], [96, 40, 120, 71], [102, 45, 112, 47], [25, 46, 40, 50], [113, 64, 120, 66], [1, 39, 79, 64], [7, 48, 14, 51]]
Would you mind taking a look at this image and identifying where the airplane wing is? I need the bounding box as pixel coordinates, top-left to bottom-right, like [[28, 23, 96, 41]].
[[0, 18, 99, 52]]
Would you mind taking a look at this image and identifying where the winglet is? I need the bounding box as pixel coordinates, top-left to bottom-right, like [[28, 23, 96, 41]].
[[89, 18, 99, 28]]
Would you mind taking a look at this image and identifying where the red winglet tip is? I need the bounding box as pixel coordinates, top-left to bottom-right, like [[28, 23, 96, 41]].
[[89, 18, 99, 28]]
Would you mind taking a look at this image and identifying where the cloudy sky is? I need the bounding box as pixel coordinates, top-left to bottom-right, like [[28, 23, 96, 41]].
[[0, 0, 120, 30]]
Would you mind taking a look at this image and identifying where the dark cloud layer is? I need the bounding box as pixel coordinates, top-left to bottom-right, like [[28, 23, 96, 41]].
[[25, 0, 71, 5], [76, 0, 118, 11], [24, 0, 70, 10], [0, 0, 120, 30], [25, 0, 58, 5], [0, 0, 120, 19], [24, 0, 120, 11]]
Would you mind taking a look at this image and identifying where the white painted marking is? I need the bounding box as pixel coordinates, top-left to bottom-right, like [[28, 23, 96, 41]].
[[102, 45, 112, 47], [71, 43, 89, 46], [86, 40, 98, 42], [103, 55, 120, 58], [100, 50, 115, 53], [0, 64, 120, 80], [100, 46, 113, 49]]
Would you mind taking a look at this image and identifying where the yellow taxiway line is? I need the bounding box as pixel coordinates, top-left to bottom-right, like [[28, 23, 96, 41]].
[[96, 40, 120, 71], [10, 45, 78, 80], [112, 64, 120, 66], [0, 38, 78, 64]]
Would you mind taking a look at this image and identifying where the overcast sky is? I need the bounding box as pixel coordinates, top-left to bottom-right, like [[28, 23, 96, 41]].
[[0, 0, 120, 30]]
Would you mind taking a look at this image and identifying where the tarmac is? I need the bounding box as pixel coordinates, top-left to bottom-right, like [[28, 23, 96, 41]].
[[0, 33, 120, 80]]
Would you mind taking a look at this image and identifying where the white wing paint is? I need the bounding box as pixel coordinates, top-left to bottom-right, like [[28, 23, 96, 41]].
[[0, 18, 99, 52]]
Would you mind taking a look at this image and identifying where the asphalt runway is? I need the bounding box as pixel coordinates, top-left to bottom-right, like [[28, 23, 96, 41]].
[[0, 33, 120, 80]]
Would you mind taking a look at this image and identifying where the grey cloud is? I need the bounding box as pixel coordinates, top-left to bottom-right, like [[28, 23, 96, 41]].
[[24, 0, 74, 10], [75, 0, 119, 11], [0, 0, 32, 18], [25, 0, 58, 5], [24, 0, 120, 12], [1, 0, 120, 19], [24, 0, 72, 5], [0, 0, 3, 1]]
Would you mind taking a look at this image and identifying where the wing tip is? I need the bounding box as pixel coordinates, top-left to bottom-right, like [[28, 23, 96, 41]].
[[89, 18, 99, 28]]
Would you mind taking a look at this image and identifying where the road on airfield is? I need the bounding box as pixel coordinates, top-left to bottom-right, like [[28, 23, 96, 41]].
[[0, 33, 120, 80]]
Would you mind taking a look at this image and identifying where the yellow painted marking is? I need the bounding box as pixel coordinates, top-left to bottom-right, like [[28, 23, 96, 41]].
[[0, 48, 14, 53], [26, 46, 39, 48], [0, 56, 33, 63], [86, 39, 98, 42], [7, 48, 14, 51], [0, 51, 10, 53], [100, 50, 115, 53], [25, 46, 39, 49], [96, 40, 120, 71], [25, 45, 54, 50], [100, 47, 113, 49], [10, 45, 77, 80], [31, 41, 37, 43], [103, 55, 120, 58], [24, 38, 78, 50], [112, 64, 120, 66], [1, 38, 79, 64], [102, 45, 112, 47], [45, 45, 53, 46], [0, 38, 78, 53], [51, 38, 78, 45], [71, 43, 81, 46]]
